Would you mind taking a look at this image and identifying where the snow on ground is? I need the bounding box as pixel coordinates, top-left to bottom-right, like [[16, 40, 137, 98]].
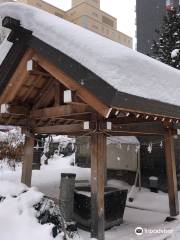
[[1, 154, 180, 239], [0, 153, 90, 199], [0, 181, 57, 240], [1, 3, 180, 106]]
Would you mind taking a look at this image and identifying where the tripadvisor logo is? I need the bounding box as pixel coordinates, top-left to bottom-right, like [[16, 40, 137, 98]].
[[135, 227, 144, 236]]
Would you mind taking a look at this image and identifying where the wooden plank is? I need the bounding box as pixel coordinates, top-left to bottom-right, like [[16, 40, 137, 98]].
[[91, 132, 106, 240], [164, 129, 179, 216], [33, 54, 112, 118], [0, 49, 34, 104], [21, 133, 34, 187], [30, 105, 91, 119]]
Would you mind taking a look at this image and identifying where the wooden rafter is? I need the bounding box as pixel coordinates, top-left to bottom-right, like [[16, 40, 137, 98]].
[[32, 78, 54, 109], [32, 53, 112, 118]]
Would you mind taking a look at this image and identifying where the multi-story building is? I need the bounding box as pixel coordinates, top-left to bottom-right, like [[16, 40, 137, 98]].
[[136, 0, 179, 54], [16, 0, 132, 48]]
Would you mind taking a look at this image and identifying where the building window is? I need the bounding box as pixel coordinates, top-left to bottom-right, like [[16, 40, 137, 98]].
[[92, 12, 98, 18], [102, 16, 114, 28], [70, 11, 76, 16], [81, 16, 88, 28], [92, 0, 98, 3], [92, 25, 98, 30], [36, 3, 42, 7]]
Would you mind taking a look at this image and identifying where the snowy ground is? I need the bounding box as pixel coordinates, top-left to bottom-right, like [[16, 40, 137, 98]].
[[1, 154, 180, 240]]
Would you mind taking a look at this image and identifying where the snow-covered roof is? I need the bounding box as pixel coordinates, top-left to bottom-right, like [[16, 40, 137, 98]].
[[1, 3, 180, 108]]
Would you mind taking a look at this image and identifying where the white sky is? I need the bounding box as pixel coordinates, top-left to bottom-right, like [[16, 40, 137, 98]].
[[44, 0, 136, 38]]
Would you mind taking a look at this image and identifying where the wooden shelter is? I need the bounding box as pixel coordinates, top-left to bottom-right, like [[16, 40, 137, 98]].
[[0, 3, 180, 239]]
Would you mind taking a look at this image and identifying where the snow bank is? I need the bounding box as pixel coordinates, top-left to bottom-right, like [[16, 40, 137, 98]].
[[0, 181, 57, 240], [0, 181, 60, 240], [1, 3, 180, 106], [0, 180, 27, 197]]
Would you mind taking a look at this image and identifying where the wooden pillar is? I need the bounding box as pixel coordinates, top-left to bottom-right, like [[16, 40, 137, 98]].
[[91, 132, 106, 240], [103, 135, 107, 186], [21, 133, 34, 187], [164, 129, 179, 216]]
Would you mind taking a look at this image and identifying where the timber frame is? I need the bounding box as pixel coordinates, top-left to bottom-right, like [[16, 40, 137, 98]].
[[0, 17, 180, 240]]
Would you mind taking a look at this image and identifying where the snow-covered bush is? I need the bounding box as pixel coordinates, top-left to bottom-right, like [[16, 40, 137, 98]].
[[42, 135, 75, 165], [0, 129, 25, 169], [0, 181, 78, 240]]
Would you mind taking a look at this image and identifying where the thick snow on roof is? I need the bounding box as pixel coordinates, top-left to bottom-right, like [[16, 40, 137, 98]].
[[0, 38, 12, 64], [1, 3, 180, 106]]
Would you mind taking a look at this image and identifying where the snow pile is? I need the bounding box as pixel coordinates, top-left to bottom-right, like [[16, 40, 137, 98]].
[[0, 181, 56, 240], [1, 3, 180, 106], [52, 135, 75, 145], [0, 180, 28, 197]]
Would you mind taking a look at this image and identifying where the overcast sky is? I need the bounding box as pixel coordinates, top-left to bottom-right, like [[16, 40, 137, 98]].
[[44, 0, 136, 38]]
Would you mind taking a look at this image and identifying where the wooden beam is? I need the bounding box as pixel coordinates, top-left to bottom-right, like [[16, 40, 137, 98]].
[[91, 132, 106, 240], [164, 129, 179, 216], [104, 122, 169, 135], [0, 49, 34, 104], [33, 54, 112, 118], [30, 70, 51, 77], [21, 132, 34, 187], [8, 105, 29, 115], [30, 105, 91, 119], [34, 123, 93, 134], [54, 81, 64, 106]]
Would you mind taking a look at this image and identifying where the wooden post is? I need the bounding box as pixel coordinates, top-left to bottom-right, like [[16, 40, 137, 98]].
[[91, 132, 106, 240], [21, 133, 34, 187], [164, 129, 179, 216], [103, 135, 107, 186]]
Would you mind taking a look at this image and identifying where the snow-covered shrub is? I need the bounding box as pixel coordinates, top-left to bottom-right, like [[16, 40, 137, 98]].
[[42, 136, 75, 165], [0, 129, 25, 169], [0, 181, 78, 239]]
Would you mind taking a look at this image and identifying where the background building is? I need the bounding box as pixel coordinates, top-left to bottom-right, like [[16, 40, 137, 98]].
[[16, 0, 132, 47], [136, 0, 179, 54]]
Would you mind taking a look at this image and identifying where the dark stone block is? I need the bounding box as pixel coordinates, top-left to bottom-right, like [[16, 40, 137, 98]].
[[73, 186, 127, 230]]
